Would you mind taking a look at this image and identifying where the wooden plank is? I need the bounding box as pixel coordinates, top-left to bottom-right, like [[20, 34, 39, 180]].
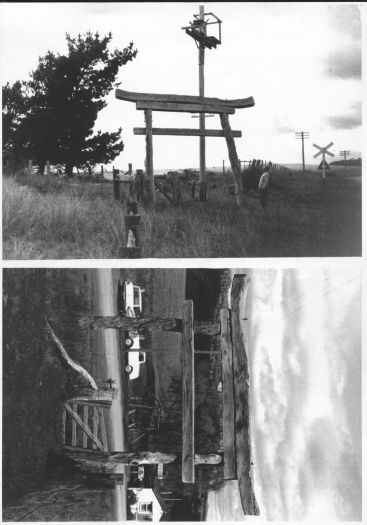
[[79, 315, 221, 335], [72, 403, 77, 446], [115, 88, 255, 109], [133, 127, 242, 137], [99, 408, 108, 451], [65, 450, 177, 466], [182, 300, 195, 484], [61, 407, 66, 445], [194, 454, 222, 465], [220, 112, 243, 207], [230, 275, 259, 515], [64, 403, 106, 452], [144, 108, 155, 207], [92, 406, 99, 450], [220, 308, 236, 480], [137, 100, 235, 115], [83, 405, 88, 448]]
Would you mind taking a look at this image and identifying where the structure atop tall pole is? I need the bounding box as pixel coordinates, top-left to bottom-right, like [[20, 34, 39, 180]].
[[182, 7, 222, 201], [295, 131, 310, 171], [198, 5, 206, 201], [339, 150, 350, 176]]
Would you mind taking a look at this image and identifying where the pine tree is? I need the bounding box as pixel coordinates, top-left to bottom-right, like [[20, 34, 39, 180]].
[[2, 32, 137, 175]]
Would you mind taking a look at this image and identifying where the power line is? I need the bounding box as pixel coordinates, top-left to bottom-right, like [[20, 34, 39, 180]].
[[281, 273, 361, 321], [281, 269, 342, 312]]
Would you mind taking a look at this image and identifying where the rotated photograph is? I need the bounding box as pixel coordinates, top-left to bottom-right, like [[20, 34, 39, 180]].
[[2, 267, 361, 520], [1, 2, 362, 258]]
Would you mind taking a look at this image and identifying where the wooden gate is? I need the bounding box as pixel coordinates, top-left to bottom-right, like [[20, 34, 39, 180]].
[[61, 400, 108, 453]]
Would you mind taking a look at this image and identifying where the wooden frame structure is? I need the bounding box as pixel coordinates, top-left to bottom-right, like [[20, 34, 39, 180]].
[[67, 275, 258, 514], [115, 88, 255, 207]]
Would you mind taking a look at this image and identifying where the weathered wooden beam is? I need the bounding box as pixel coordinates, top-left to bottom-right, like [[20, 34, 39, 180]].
[[133, 127, 242, 138], [220, 308, 236, 480], [230, 274, 259, 515], [72, 403, 77, 447], [194, 454, 222, 465], [115, 88, 255, 109], [182, 300, 195, 484], [83, 405, 88, 449], [145, 108, 155, 207], [79, 315, 221, 335], [136, 100, 235, 115], [220, 112, 243, 207], [66, 449, 176, 464], [61, 407, 66, 445]]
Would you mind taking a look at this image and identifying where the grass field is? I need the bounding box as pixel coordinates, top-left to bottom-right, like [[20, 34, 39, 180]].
[[2, 166, 361, 258]]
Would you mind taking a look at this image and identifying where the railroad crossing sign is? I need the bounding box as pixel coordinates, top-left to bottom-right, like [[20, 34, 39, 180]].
[[317, 159, 330, 170], [313, 142, 334, 188]]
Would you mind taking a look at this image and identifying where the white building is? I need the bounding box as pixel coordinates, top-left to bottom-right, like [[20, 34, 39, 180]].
[[128, 487, 166, 521]]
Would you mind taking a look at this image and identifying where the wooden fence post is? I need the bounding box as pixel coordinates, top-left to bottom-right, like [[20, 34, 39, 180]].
[[46, 160, 51, 176], [120, 182, 142, 258], [27, 160, 32, 176], [113, 168, 121, 201]]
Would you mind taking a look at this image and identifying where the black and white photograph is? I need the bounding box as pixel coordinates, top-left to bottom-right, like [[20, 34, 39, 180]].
[[1, 2, 365, 523], [1, 2, 362, 258], [2, 267, 362, 521]]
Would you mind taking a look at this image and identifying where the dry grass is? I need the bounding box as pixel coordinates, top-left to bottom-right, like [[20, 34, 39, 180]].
[[2, 166, 361, 259]]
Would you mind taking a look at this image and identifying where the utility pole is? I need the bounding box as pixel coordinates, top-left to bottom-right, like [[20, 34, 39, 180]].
[[339, 150, 350, 176], [182, 6, 222, 202], [198, 5, 206, 201], [295, 131, 310, 171]]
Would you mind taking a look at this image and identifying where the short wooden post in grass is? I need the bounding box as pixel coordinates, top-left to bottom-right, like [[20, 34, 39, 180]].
[[46, 160, 51, 176], [169, 172, 182, 206], [27, 159, 32, 176], [120, 181, 142, 258]]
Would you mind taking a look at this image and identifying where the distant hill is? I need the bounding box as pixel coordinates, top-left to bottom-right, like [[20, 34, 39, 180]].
[[330, 158, 362, 166]]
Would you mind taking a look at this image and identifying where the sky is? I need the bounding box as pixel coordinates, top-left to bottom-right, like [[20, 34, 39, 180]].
[[243, 266, 362, 521], [0, 2, 364, 170]]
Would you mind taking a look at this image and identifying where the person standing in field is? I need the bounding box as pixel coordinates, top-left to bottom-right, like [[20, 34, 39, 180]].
[[258, 165, 270, 210]]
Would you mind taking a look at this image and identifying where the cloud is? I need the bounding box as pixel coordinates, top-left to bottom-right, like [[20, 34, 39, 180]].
[[326, 113, 361, 130], [325, 100, 361, 130], [326, 4, 361, 41], [324, 45, 361, 79]]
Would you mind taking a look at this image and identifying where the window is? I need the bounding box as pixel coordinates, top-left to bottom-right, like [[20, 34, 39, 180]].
[[138, 502, 153, 514]]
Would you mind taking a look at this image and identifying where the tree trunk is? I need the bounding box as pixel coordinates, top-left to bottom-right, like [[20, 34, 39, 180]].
[[39, 160, 46, 176], [65, 162, 74, 177]]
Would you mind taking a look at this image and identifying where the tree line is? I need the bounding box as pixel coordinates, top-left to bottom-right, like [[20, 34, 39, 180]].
[[2, 31, 137, 176]]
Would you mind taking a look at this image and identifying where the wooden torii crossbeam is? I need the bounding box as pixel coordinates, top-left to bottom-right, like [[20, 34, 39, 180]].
[[115, 88, 255, 207]]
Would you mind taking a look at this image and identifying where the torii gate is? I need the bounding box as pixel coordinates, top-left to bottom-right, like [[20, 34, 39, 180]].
[[115, 88, 255, 207]]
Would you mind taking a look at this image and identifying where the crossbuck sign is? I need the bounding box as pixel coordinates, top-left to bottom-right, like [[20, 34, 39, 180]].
[[313, 142, 334, 186]]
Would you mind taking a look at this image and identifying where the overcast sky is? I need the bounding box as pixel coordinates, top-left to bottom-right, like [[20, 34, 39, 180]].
[[245, 266, 362, 520], [0, 2, 363, 170]]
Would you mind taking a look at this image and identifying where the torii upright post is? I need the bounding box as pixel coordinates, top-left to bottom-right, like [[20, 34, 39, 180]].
[[198, 5, 206, 202]]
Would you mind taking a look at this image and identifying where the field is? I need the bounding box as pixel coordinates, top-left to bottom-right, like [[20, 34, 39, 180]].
[[2, 165, 361, 258]]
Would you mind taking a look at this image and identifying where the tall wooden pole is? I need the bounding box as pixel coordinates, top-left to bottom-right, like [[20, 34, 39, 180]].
[[145, 109, 155, 207], [198, 5, 206, 201], [301, 132, 305, 171]]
